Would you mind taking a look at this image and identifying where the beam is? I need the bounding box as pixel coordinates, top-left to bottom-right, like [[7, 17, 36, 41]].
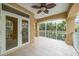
[[37, 12, 67, 23]]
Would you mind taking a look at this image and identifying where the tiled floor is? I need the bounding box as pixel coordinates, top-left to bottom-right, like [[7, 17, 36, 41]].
[[7, 37, 78, 56]]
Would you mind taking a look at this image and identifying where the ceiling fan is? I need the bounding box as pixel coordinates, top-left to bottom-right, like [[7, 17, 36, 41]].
[[32, 3, 56, 14]]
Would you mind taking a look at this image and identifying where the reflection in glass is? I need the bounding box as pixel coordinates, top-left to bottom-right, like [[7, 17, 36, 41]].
[[22, 20, 28, 44], [6, 16, 18, 50]]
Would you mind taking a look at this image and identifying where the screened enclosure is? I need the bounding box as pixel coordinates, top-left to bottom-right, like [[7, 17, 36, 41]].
[[38, 19, 66, 41]]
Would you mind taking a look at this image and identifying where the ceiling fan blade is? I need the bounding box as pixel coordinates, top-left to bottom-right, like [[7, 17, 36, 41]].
[[32, 5, 40, 9], [44, 9, 48, 14], [37, 10, 41, 14], [41, 3, 46, 7], [46, 3, 56, 9]]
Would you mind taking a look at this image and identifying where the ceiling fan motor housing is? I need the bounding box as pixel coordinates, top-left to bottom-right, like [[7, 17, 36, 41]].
[[41, 7, 46, 11]]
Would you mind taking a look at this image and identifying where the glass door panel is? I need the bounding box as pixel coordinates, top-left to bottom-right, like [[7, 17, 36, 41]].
[[22, 20, 28, 44], [6, 16, 18, 50]]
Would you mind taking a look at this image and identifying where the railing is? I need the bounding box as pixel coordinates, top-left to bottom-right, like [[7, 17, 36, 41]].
[[39, 30, 66, 41]]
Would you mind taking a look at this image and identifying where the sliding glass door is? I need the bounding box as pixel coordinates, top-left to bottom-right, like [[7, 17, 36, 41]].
[[22, 20, 29, 44], [38, 20, 66, 41], [1, 10, 30, 54], [6, 16, 18, 50]]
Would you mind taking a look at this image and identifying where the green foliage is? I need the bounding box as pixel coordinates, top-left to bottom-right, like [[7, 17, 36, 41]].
[[39, 21, 66, 31], [39, 23, 45, 30], [39, 20, 66, 41], [75, 24, 79, 32], [57, 21, 66, 31], [47, 22, 56, 30]]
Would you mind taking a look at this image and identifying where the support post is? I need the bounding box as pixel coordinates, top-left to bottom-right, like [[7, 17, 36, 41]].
[[65, 17, 75, 45], [30, 15, 36, 43]]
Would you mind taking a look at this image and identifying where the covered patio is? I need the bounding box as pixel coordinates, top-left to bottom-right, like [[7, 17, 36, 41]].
[[0, 3, 79, 56]]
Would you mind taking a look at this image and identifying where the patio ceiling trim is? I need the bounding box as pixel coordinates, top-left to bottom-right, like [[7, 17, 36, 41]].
[[2, 4, 30, 18], [3, 3, 34, 16], [37, 12, 67, 23]]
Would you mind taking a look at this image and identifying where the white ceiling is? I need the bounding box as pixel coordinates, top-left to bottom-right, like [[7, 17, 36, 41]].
[[17, 3, 69, 19]]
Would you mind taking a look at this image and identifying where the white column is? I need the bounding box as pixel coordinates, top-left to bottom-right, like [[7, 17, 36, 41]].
[[0, 11, 6, 54], [18, 16, 22, 47]]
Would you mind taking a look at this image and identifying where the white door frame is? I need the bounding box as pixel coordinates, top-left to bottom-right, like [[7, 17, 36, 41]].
[[0, 10, 30, 55]]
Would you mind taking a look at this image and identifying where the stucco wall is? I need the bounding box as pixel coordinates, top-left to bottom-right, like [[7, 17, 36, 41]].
[[30, 15, 37, 43]]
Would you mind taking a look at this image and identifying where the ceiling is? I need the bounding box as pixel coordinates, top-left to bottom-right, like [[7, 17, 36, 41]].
[[17, 3, 69, 19]]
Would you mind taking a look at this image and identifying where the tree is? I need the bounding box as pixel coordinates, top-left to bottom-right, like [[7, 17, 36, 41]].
[[39, 23, 45, 30], [47, 22, 56, 30], [57, 21, 66, 31]]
